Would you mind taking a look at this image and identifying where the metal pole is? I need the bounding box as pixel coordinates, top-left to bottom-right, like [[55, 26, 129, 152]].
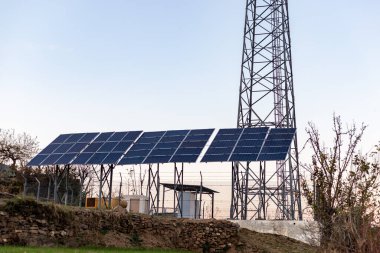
[[98, 165, 104, 209], [162, 185, 165, 214], [195, 190, 198, 219], [64, 166, 68, 206], [147, 164, 151, 213], [212, 192, 215, 219], [53, 165, 58, 203], [21, 174, 27, 197], [108, 165, 114, 208], [156, 163, 160, 214], [118, 172, 122, 206], [199, 171, 203, 219], [35, 177, 40, 202], [180, 163, 184, 218], [47, 173, 51, 201]]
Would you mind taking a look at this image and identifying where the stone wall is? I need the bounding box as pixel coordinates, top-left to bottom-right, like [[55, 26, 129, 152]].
[[0, 199, 239, 252]]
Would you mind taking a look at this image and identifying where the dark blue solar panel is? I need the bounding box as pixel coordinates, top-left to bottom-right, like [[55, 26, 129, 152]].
[[156, 142, 181, 149], [55, 153, 77, 165], [113, 141, 133, 152], [120, 157, 146, 165], [39, 143, 60, 154], [257, 128, 296, 161], [150, 148, 176, 156], [170, 154, 199, 163], [165, 130, 189, 136], [83, 142, 102, 153], [161, 136, 186, 142], [219, 128, 243, 135], [190, 129, 214, 135], [229, 153, 259, 161], [175, 147, 203, 155], [102, 152, 124, 164], [122, 131, 142, 141], [228, 127, 269, 162], [78, 133, 99, 143], [40, 154, 63, 165], [52, 134, 71, 144], [170, 129, 214, 163], [71, 153, 93, 164], [206, 147, 233, 154], [79, 131, 142, 165], [27, 132, 101, 166], [108, 132, 128, 142], [65, 133, 85, 143], [259, 153, 288, 161], [54, 143, 75, 154], [28, 154, 49, 166], [142, 130, 189, 164], [86, 153, 109, 164], [143, 131, 166, 138], [119, 131, 166, 165], [145, 155, 172, 164], [260, 146, 290, 153], [94, 132, 114, 142], [97, 142, 118, 152], [68, 142, 88, 153], [202, 154, 231, 162], [181, 141, 208, 147]]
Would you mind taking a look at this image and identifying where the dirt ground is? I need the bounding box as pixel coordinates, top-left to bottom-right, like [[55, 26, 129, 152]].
[[236, 228, 317, 253]]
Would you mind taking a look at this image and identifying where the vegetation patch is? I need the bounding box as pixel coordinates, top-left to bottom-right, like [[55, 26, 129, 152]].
[[1, 197, 73, 224], [0, 246, 191, 253]]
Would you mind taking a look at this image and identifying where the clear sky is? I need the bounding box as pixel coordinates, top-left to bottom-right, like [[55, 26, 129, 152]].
[[1, 0, 379, 218]]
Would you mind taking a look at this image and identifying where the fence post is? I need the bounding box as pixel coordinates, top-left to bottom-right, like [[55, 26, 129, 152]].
[[35, 177, 40, 202], [21, 174, 27, 197]]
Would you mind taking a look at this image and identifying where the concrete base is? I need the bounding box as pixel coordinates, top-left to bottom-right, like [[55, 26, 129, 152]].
[[231, 220, 320, 246]]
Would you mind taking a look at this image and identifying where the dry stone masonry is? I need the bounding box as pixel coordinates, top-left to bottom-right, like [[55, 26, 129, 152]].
[[0, 199, 240, 252]]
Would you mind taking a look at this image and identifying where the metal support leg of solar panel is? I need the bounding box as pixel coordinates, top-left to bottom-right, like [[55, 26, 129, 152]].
[[173, 163, 184, 217], [147, 164, 160, 214], [93, 164, 114, 209], [232, 0, 302, 220]]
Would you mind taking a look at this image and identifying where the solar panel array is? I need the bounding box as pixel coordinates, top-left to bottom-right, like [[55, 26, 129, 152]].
[[27, 127, 296, 167], [258, 128, 296, 161], [28, 133, 99, 166], [201, 128, 243, 162], [118, 129, 214, 164], [202, 127, 295, 162], [72, 131, 142, 165], [170, 129, 214, 163], [118, 131, 167, 165]]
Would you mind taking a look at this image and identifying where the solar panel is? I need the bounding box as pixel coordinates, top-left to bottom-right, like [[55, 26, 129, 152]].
[[229, 127, 268, 162], [170, 129, 214, 163], [118, 131, 166, 165], [201, 128, 243, 162], [72, 131, 142, 165], [143, 130, 189, 164], [257, 128, 295, 161], [27, 132, 99, 166]]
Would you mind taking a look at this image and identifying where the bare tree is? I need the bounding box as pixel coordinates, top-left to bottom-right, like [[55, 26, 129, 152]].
[[0, 129, 39, 169], [302, 115, 380, 252], [76, 165, 93, 207]]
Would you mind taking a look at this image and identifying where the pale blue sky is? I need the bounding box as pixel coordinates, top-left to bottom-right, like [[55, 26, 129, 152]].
[[1, 1, 380, 217], [1, 0, 379, 150]]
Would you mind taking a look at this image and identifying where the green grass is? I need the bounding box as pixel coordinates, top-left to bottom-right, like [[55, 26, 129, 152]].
[[0, 246, 191, 253]]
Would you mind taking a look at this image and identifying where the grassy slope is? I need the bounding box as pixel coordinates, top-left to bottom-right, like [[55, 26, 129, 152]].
[[0, 247, 191, 253]]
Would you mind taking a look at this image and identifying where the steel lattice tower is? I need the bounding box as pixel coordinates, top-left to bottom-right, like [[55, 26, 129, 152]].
[[230, 0, 302, 220]]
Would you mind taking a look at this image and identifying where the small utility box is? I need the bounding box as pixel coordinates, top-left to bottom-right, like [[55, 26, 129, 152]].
[[125, 195, 149, 214], [178, 192, 200, 218]]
